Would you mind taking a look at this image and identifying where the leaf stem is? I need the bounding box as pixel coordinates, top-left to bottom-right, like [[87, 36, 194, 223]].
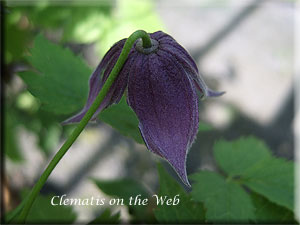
[[17, 30, 151, 223]]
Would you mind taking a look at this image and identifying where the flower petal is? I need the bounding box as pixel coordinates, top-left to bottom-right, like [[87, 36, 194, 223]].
[[157, 50, 199, 152], [88, 39, 126, 107], [154, 32, 198, 73], [127, 51, 199, 186], [150, 31, 171, 40], [109, 51, 137, 104], [156, 32, 225, 98], [62, 39, 127, 124]]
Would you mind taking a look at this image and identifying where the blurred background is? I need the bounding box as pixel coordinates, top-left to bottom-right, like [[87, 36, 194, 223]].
[[3, 0, 297, 222]]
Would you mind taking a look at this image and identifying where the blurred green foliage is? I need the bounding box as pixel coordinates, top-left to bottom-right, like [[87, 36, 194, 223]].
[[92, 178, 155, 223], [5, 8, 31, 63], [5, 0, 164, 60], [88, 208, 120, 224], [23, 191, 77, 224], [4, 106, 23, 162]]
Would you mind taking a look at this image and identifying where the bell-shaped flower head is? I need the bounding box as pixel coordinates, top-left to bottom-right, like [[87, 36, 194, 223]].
[[63, 31, 224, 186]]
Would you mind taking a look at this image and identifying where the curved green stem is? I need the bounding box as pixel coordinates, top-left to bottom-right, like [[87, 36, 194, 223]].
[[17, 30, 151, 223]]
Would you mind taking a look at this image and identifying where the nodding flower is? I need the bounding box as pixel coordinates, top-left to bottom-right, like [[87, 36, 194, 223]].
[[63, 31, 224, 186]]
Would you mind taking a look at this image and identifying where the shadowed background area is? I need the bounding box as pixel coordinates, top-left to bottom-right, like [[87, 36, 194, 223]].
[[3, 0, 295, 222]]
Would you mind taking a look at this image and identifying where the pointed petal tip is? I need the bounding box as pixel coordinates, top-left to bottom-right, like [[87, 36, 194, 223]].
[[206, 88, 226, 98], [60, 117, 80, 126], [61, 114, 83, 125], [182, 176, 191, 188], [175, 166, 191, 187], [61, 120, 69, 126], [166, 157, 191, 188], [61, 110, 100, 125]]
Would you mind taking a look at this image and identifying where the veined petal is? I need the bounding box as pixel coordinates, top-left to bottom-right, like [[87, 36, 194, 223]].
[[88, 39, 126, 107], [156, 33, 225, 98], [160, 47, 199, 85], [157, 50, 199, 149], [61, 89, 113, 125], [62, 39, 127, 124], [150, 31, 171, 40], [154, 32, 198, 73], [109, 51, 137, 104], [127, 51, 199, 186]]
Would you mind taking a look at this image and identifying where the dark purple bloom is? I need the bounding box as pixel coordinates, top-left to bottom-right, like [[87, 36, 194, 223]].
[[63, 31, 224, 186]]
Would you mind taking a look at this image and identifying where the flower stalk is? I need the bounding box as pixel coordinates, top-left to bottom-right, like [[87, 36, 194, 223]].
[[17, 30, 152, 223]]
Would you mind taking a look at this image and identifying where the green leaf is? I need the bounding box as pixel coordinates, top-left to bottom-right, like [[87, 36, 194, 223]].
[[154, 163, 205, 223], [89, 208, 120, 224], [214, 136, 271, 177], [19, 34, 91, 115], [214, 137, 294, 211], [242, 157, 294, 211], [250, 192, 295, 223], [23, 192, 77, 223], [99, 96, 143, 143], [92, 178, 154, 222], [190, 171, 255, 223]]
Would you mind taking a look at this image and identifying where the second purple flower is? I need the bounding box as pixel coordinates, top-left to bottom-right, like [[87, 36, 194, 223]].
[[63, 31, 224, 186]]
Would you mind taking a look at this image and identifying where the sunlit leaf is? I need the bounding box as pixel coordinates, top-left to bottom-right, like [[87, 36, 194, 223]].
[[242, 157, 294, 211], [214, 136, 271, 177], [214, 137, 294, 211], [19, 34, 91, 115], [190, 171, 255, 223]]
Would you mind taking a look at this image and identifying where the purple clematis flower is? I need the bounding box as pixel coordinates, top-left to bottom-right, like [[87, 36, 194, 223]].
[[63, 31, 224, 186]]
